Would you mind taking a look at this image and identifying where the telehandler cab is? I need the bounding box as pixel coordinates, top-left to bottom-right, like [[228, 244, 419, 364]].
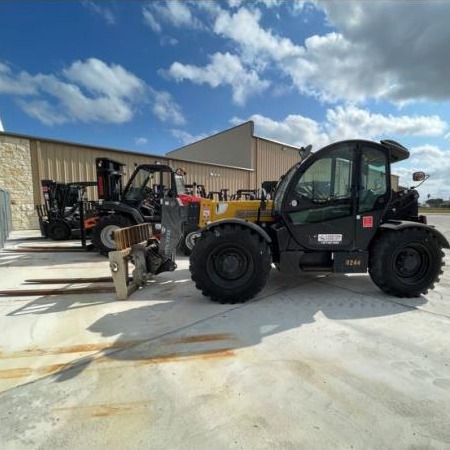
[[190, 139, 449, 303]]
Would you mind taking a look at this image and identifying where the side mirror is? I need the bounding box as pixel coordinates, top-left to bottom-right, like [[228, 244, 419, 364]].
[[413, 171, 426, 182]]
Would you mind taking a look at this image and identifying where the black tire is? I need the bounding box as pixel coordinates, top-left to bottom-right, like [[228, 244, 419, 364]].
[[369, 228, 445, 297], [190, 224, 271, 304], [178, 228, 201, 256], [92, 215, 131, 255], [48, 221, 71, 241]]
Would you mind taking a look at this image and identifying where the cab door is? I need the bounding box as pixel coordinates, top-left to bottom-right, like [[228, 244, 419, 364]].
[[280, 142, 358, 251], [355, 143, 390, 248]]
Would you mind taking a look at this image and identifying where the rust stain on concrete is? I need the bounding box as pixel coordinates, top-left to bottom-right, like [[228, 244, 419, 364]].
[[139, 348, 236, 365], [0, 340, 148, 359], [37, 363, 71, 375], [164, 333, 235, 345], [54, 401, 150, 418], [0, 367, 33, 379], [0, 335, 238, 380]]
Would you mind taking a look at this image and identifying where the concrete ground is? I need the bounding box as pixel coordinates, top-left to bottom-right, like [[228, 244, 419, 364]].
[[0, 216, 450, 449]]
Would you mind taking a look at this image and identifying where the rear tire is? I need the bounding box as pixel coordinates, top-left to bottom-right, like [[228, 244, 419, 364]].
[[369, 228, 445, 297], [92, 215, 131, 255], [48, 221, 71, 241], [190, 224, 271, 304]]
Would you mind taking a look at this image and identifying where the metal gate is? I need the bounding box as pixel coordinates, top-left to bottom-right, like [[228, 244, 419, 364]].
[[0, 187, 12, 249]]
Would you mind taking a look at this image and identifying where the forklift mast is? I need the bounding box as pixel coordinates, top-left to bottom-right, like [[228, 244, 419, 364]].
[[96, 158, 125, 202]]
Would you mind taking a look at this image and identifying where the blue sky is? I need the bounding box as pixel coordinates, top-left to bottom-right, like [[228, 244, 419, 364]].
[[1, 0, 450, 198]]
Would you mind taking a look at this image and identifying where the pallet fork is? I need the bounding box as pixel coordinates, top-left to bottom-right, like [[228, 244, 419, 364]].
[[108, 198, 185, 300]]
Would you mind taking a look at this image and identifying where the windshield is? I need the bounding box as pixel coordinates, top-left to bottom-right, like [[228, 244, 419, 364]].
[[123, 167, 164, 203], [174, 174, 185, 195], [273, 163, 300, 213]]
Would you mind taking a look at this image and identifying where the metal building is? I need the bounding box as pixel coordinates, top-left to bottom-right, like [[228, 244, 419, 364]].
[[167, 121, 302, 190], [0, 121, 399, 231], [0, 122, 303, 230]]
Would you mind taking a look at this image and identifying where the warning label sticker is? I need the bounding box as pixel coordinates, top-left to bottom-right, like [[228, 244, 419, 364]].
[[318, 234, 343, 244]]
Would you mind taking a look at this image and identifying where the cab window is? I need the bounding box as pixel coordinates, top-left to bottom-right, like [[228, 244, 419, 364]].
[[359, 147, 388, 213], [290, 145, 354, 224], [295, 152, 353, 202]]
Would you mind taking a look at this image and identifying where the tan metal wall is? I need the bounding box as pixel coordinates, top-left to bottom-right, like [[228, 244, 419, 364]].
[[31, 140, 252, 205], [166, 158, 252, 195], [167, 122, 254, 169], [253, 137, 301, 188]]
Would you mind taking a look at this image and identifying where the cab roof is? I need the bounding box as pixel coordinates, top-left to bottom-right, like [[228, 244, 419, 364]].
[[380, 139, 410, 163]]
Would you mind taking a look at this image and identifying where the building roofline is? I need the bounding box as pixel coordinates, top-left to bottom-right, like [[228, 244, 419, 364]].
[[166, 120, 301, 154], [0, 130, 166, 159], [166, 121, 254, 156], [0, 130, 254, 171], [254, 135, 301, 150]]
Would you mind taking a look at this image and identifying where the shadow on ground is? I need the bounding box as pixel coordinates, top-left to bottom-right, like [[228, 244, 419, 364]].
[[43, 270, 427, 383]]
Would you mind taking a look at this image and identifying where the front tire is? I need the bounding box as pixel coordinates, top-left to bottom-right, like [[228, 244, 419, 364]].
[[92, 215, 131, 255], [369, 228, 445, 297], [190, 224, 271, 304]]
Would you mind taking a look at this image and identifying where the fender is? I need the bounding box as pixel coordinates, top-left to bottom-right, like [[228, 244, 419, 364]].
[[380, 220, 450, 248], [205, 218, 272, 243], [98, 201, 144, 224]]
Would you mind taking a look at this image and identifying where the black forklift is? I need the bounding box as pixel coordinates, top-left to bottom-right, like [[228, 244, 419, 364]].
[[36, 179, 97, 241], [91, 158, 188, 254], [190, 139, 449, 303]]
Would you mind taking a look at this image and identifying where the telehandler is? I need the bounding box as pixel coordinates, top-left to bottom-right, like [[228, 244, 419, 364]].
[[190, 139, 449, 303]]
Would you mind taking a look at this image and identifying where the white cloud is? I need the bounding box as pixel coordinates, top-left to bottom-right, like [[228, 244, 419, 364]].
[[30, 73, 139, 124], [171, 129, 210, 145], [143, 1, 204, 32], [198, 2, 450, 104], [135, 137, 148, 146], [142, 6, 162, 33], [284, 32, 391, 102], [232, 113, 329, 149], [301, 1, 450, 102], [160, 36, 178, 46], [0, 62, 37, 95], [211, 6, 388, 102], [82, 1, 116, 25], [395, 145, 450, 200], [167, 52, 270, 105], [214, 7, 302, 65], [325, 106, 447, 141], [17, 99, 68, 126], [232, 106, 448, 150], [151, 89, 186, 125], [233, 108, 450, 199], [0, 59, 185, 126], [228, 0, 282, 7], [63, 58, 145, 100]]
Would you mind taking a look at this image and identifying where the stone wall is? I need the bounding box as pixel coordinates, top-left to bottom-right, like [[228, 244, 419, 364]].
[[0, 135, 38, 230]]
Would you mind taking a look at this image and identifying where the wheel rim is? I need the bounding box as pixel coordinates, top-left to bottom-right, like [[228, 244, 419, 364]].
[[206, 243, 254, 288], [185, 231, 201, 250], [393, 244, 431, 285], [100, 224, 119, 250]]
